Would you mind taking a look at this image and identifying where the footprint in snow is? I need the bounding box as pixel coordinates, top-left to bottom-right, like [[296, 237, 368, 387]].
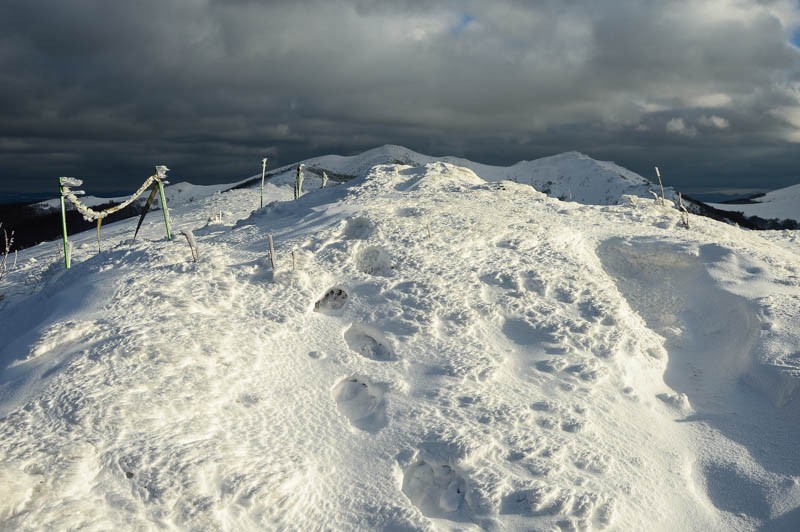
[[402, 458, 467, 518], [314, 287, 349, 314], [331, 376, 388, 433], [502, 482, 615, 529], [355, 245, 393, 276], [344, 324, 395, 361], [342, 216, 376, 240]]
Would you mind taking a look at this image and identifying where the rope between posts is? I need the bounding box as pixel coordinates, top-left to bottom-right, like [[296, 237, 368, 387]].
[[61, 171, 163, 222]]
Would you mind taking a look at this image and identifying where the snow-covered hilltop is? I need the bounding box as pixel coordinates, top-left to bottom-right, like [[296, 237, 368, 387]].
[[14, 146, 671, 252], [710, 183, 800, 227], [263, 144, 668, 206], [0, 156, 799, 530]]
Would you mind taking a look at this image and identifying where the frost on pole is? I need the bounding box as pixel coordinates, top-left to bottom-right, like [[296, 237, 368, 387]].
[[155, 166, 169, 180], [295, 164, 305, 200], [654, 166, 665, 206], [60, 177, 84, 188], [261, 157, 268, 208]]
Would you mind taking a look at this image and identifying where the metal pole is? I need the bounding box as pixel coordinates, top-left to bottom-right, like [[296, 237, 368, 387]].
[[295, 164, 304, 200], [59, 177, 70, 269], [261, 157, 268, 208], [157, 178, 172, 240], [655, 166, 665, 207]]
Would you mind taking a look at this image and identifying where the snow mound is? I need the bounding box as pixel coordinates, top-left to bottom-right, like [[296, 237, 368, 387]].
[[0, 161, 799, 530]]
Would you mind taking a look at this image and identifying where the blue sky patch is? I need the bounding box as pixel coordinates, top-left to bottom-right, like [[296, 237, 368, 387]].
[[451, 13, 475, 35]]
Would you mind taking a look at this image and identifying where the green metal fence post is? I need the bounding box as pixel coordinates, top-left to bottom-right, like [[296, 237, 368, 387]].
[[155, 166, 172, 240], [59, 177, 70, 269]]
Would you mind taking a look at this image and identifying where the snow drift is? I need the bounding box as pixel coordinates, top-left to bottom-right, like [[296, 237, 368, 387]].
[[0, 156, 799, 530]]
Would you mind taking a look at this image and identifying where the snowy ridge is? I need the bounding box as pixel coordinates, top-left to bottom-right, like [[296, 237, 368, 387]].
[[33, 181, 246, 213], [288, 145, 668, 206], [0, 161, 799, 530], [31, 146, 667, 217], [710, 183, 800, 224]]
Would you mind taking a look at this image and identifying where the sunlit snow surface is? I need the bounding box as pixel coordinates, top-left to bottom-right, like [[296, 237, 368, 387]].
[[710, 183, 800, 224], [1, 161, 799, 530]]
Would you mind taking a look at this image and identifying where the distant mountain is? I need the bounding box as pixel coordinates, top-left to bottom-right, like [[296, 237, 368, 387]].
[[249, 144, 669, 206], [8, 144, 787, 252], [708, 183, 800, 228]]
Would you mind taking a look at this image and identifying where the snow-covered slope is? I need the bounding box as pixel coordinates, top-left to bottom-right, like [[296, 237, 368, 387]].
[[29, 145, 666, 219], [282, 145, 667, 205], [710, 183, 800, 224], [33, 181, 242, 212], [0, 162, 799, 530]]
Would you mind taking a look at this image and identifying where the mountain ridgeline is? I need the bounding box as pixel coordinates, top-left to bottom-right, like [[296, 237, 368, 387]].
[[2, 145, 795, 252]]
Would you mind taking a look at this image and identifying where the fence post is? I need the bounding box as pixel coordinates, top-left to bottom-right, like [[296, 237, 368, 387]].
[[295, 164, 304, 200], [58, 177, 70, 269], [155, 165, 172, 240], [655, 166, 665, 207], [261, 157, 268, 208], [267, 233, 276, 270]]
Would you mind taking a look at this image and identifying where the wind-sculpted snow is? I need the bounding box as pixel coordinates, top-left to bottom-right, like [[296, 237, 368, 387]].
[[0, 161, 799, 530]]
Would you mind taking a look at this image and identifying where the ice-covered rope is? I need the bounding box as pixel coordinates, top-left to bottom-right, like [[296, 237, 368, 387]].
[[60, 166, 168, 222]]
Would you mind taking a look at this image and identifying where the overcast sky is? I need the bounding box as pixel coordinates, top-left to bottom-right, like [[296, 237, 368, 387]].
[[2, 0, 800, 197]]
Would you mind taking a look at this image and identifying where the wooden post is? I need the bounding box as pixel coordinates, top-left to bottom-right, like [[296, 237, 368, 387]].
[[261, 157, 268, 208], [267, 233, 276, 270], [96, 219, 102, 253], [655, 166, 665, 207]]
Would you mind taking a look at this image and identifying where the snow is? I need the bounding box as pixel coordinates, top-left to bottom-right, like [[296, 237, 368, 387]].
[[0, 154, 799, 530], [34, 181, 243, 213], [709, 183, 800, 224], [290, 145, 669, 205]]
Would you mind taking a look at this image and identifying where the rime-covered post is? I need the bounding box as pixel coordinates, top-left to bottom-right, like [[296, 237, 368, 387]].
[[655, 166, 665, 207], [59, 177, 70, 269], [295, 164, 304, 200], [267, 233, 276, 270], [260, 157, 268, 208], [321, 171, 328, 189], [154, 165, 172, 240], [180, 229, 199, 262], [678, 192, 690, 229], [58, 177, 83, 269]]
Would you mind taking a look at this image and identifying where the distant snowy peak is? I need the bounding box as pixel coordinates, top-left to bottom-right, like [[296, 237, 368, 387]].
[[709, 183, 800, 225], [301, 144, 436, 178], [296, 145, 665, 206], [503, 151, 660, 205], [35, 145, 665, 214]]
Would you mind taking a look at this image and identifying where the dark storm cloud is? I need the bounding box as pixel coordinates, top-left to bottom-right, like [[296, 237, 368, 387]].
[[1, 0, 800, 196]]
